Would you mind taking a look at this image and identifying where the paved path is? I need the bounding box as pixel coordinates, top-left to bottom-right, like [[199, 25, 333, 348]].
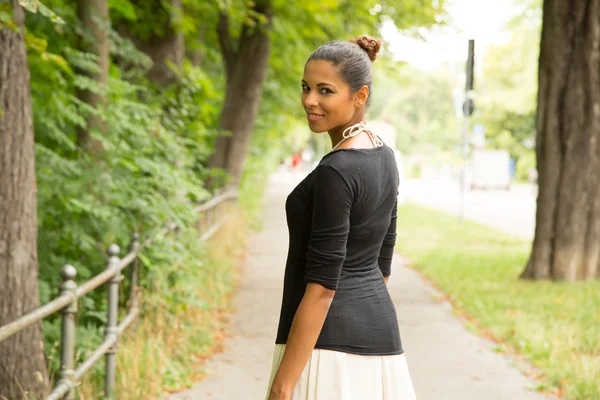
[[168, 172, 550, 400]]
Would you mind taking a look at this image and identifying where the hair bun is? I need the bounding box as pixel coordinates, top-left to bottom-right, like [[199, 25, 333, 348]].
[[350, 35, 381, 62]]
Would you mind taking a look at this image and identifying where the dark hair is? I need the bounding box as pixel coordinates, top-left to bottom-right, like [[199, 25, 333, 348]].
[[306, 35, 382, 105]]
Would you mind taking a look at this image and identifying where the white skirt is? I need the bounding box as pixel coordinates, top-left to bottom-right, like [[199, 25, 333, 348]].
[[265, 344, 417, 400]]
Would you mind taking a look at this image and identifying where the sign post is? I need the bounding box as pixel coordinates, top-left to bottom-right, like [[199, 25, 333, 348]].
[[460, 40, 475, 222]]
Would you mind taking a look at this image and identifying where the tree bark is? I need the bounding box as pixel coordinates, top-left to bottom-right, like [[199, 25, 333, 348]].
[[522, 0, 600, 281], [208, 2, 272, 187], [76, 0, 109, 152], [127, 0, 185, 87], [0, 2, 50, 398]]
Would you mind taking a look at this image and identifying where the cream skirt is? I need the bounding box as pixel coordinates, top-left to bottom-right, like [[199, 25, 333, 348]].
[[265, 344, 417, 400]]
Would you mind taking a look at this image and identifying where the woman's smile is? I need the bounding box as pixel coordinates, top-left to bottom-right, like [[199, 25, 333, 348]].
[[306, 112, 324, 122]]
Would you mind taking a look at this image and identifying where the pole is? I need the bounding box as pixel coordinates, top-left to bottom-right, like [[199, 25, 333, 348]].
[[58, 265, 78, 400], [460, 39, 475, 222], [105, 244, 120, 399]]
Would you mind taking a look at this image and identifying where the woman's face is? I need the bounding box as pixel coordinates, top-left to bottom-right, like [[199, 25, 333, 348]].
[[302, 60, 363, 133]]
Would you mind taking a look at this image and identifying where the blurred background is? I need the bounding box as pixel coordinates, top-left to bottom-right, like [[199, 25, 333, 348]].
[[5, 0, 599, 399]]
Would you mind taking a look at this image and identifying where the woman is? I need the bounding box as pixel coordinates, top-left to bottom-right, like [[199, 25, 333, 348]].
[[266, 36, 417, 400]]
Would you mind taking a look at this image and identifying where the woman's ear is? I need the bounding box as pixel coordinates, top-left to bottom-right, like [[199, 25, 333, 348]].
[[354, 85, 369, 107]]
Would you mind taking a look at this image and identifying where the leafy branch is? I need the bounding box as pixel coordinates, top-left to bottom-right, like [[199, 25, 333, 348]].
[[18, 0, 64, 24]]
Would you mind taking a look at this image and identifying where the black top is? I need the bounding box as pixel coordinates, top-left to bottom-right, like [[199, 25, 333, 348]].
[[275, 143, 403, 356]]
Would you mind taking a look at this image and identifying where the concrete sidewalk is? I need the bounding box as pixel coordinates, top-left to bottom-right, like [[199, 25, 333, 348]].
[[168, 172, 551, 400]]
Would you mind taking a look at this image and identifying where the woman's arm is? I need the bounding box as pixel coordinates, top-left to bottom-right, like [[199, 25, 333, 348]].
[[268, 283, 335, 399], [269, 166, 351, 399], [378, 201, 398, 280]]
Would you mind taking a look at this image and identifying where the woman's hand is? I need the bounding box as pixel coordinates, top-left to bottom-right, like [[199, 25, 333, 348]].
[[268, 283, 334, 400]]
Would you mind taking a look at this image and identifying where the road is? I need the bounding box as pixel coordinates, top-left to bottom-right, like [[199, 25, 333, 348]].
[[402, 179, 537, 240]]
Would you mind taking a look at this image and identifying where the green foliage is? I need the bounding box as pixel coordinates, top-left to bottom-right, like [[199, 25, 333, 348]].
[[17, 0, 448, 393], [26, 11, 222, 383], [110, 0, 171, 40], [19, 0, 65, 24], [369, 64, 459, 154], [474, 0, 541, 167], [0, 4, 15, 30], [515, 150, 536, 182], [108, 0, 137, 21]]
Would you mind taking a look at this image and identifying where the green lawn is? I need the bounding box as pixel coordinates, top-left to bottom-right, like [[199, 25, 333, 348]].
[[396, 203, 600, 400]]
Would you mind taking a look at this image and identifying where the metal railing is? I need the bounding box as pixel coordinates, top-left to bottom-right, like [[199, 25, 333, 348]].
[[0, 190, 238, 399]]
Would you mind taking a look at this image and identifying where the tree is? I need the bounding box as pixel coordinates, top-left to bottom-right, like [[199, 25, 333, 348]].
[[208, 0, 447, 187], [112, 0, 185, 88], [207, 0, 273, 187], [521, 0, 600, 281], [0, 1, 50, 397], [76, 0, 109, 152]]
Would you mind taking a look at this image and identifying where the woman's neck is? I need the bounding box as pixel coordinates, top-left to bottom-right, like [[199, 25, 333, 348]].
[[328, 115, 366, 149]]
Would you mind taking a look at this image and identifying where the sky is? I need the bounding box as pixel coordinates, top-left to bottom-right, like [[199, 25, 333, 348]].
[[381, 0, 517, 71]]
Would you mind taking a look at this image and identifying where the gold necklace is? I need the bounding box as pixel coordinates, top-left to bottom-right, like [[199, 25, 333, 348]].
[[331, 122, 383, 152]]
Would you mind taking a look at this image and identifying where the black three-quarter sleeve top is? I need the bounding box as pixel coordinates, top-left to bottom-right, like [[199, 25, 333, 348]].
[[275, 143, 403, 356]]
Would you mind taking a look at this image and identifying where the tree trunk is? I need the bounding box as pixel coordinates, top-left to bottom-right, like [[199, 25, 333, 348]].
[[188, 25, 206, 67], [0, 2, 50, 398], [522, 0, 600, 281], [208, 2, 272, 187], [76, 0, 109, 152], [126, 0, 185, 87]]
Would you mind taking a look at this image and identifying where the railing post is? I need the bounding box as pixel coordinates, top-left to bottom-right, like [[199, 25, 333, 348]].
[[128, 233, 140, 315], [197, 213, 203, 235], [104, 244, 120, 399], [58, 265, 78, 400]]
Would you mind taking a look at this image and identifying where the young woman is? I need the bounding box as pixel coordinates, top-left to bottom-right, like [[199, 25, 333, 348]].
[[266, 36, 417, 400]]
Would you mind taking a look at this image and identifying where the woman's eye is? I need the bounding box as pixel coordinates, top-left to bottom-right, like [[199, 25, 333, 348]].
[[320, 88, 333, 94], [301, 84, 310, 91]]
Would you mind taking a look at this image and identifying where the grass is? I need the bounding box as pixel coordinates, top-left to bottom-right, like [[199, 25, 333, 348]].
[[74, 209, 248, 400], [396, 203, 600, 400]]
